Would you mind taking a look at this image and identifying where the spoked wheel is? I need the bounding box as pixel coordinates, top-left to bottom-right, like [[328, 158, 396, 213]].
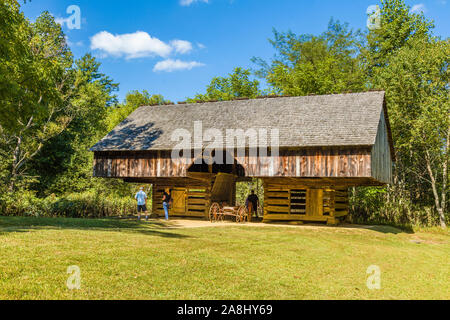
[[209, 203, 221, 222], [217, 210, 225, 222], [237, 206, 248, 223]]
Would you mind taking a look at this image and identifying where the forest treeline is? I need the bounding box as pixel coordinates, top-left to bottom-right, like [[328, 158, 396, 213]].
[[0, 0, 448, 228]]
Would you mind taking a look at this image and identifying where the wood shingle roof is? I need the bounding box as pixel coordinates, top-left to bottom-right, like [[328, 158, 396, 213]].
[[91, 91, 390, 152]]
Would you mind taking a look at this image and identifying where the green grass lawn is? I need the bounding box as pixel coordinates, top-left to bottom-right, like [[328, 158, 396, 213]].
[[0, 216, 448, 300]]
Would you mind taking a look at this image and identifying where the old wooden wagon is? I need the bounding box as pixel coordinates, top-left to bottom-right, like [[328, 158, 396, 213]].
[[91, 91, 394, 225], [209, 202, 249, 223]]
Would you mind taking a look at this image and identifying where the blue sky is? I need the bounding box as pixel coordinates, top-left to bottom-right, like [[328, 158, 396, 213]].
[[21, 0, 449, 103]]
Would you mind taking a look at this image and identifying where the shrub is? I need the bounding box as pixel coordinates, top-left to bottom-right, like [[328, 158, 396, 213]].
[[0, 190, 140, 218], [349, 186, 442, 228]]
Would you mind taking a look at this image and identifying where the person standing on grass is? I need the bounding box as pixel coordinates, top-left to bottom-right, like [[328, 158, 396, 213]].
[[135, 187, 148, 221], [162, 189, 172, 221]]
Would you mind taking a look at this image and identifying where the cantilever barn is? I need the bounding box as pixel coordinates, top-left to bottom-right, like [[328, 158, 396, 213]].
[[91, 91, 394, 225]]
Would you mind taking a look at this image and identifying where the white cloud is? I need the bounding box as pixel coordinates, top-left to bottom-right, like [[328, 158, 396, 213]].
[[90, 31, 172, 59], [90, 31, 197, 59], [180, 0, 209, 6], [410, 4, 427, 13], [170, 40, 193, 54], [153, 59, 205, 72], [197, 42, 206, 49]]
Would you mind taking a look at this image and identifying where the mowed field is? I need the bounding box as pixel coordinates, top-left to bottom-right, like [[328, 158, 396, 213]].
[[0, 216, 448, 300]]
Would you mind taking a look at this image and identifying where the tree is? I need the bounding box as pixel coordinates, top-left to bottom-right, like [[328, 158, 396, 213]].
[[74, 53, 119, 107], [0, 0, 33, 127], [373, 38, 449, 228], [252, 19, 366, 96], [0, 6, 76, 192], [30, 54, 119, 195], [187, 67, 260, 102], [364, 0, 448, 228], [362, 0, 434, 73], [106, 90, 171, 132]]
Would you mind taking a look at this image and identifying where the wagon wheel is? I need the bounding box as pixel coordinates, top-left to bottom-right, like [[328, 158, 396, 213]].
[[209, 203, 221, 222], [218, 208, 225, 222], [237, 206, 248, 223]]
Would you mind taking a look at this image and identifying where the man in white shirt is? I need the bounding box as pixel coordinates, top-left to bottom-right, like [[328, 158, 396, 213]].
[[135, 187, 148, 221]]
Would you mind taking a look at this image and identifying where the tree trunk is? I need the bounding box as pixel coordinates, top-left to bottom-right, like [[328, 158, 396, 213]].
[[425, 151, 446, 229], [439, 129, 449, 228], [437, 208, 446, 229], [8, 136, 22, 192]]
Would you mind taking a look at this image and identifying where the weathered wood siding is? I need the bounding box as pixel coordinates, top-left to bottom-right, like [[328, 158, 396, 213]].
[[371, 112, 393, 184], [93, 151, 188, 178], [93, 147, 375, 180], [238, 148, 372, 178]]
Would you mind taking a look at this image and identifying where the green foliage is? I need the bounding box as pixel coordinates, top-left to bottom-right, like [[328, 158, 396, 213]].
[[350, 186, 441, 227], [363, 0, 434, 72], [0, 0, 34, 129], [252, 19, 366, 95], [0, 5, 77, 191], [0, 1, 163, 214], [373, 37, 449, 188], [364, 0, 449, 227], [29, 53, 119, 196], [187, 67, 260, 102], [0, 190, 138, 218], [236, 179, 264, 206], [75, 53, 119, 107], [106, 90, 170, 132]]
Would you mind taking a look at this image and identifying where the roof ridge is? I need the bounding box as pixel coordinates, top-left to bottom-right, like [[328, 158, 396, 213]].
[[140, 90, 385, 109]]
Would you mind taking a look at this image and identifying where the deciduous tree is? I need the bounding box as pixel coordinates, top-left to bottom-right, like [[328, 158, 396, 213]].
[[252, 19, 366, 96], [187, 67, 260, 102]]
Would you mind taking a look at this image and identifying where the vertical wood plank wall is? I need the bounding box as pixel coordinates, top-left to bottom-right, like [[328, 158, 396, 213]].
[[371, 112, 393, 184], [93, 147, 374, 180], [242, 148, 372, 178]]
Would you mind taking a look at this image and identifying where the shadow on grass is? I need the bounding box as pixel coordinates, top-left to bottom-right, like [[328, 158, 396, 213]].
[[360, 224, 415, 234], [338, 223, 415, 234], [262, 221, 414, 234], [0, 216, 190, 239]]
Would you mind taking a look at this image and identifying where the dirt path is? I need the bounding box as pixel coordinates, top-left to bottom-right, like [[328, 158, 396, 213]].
[[153, 218, 377, 232]]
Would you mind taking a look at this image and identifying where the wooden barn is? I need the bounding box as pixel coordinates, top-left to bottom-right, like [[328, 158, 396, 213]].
[[91, 91, 394, 224]]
